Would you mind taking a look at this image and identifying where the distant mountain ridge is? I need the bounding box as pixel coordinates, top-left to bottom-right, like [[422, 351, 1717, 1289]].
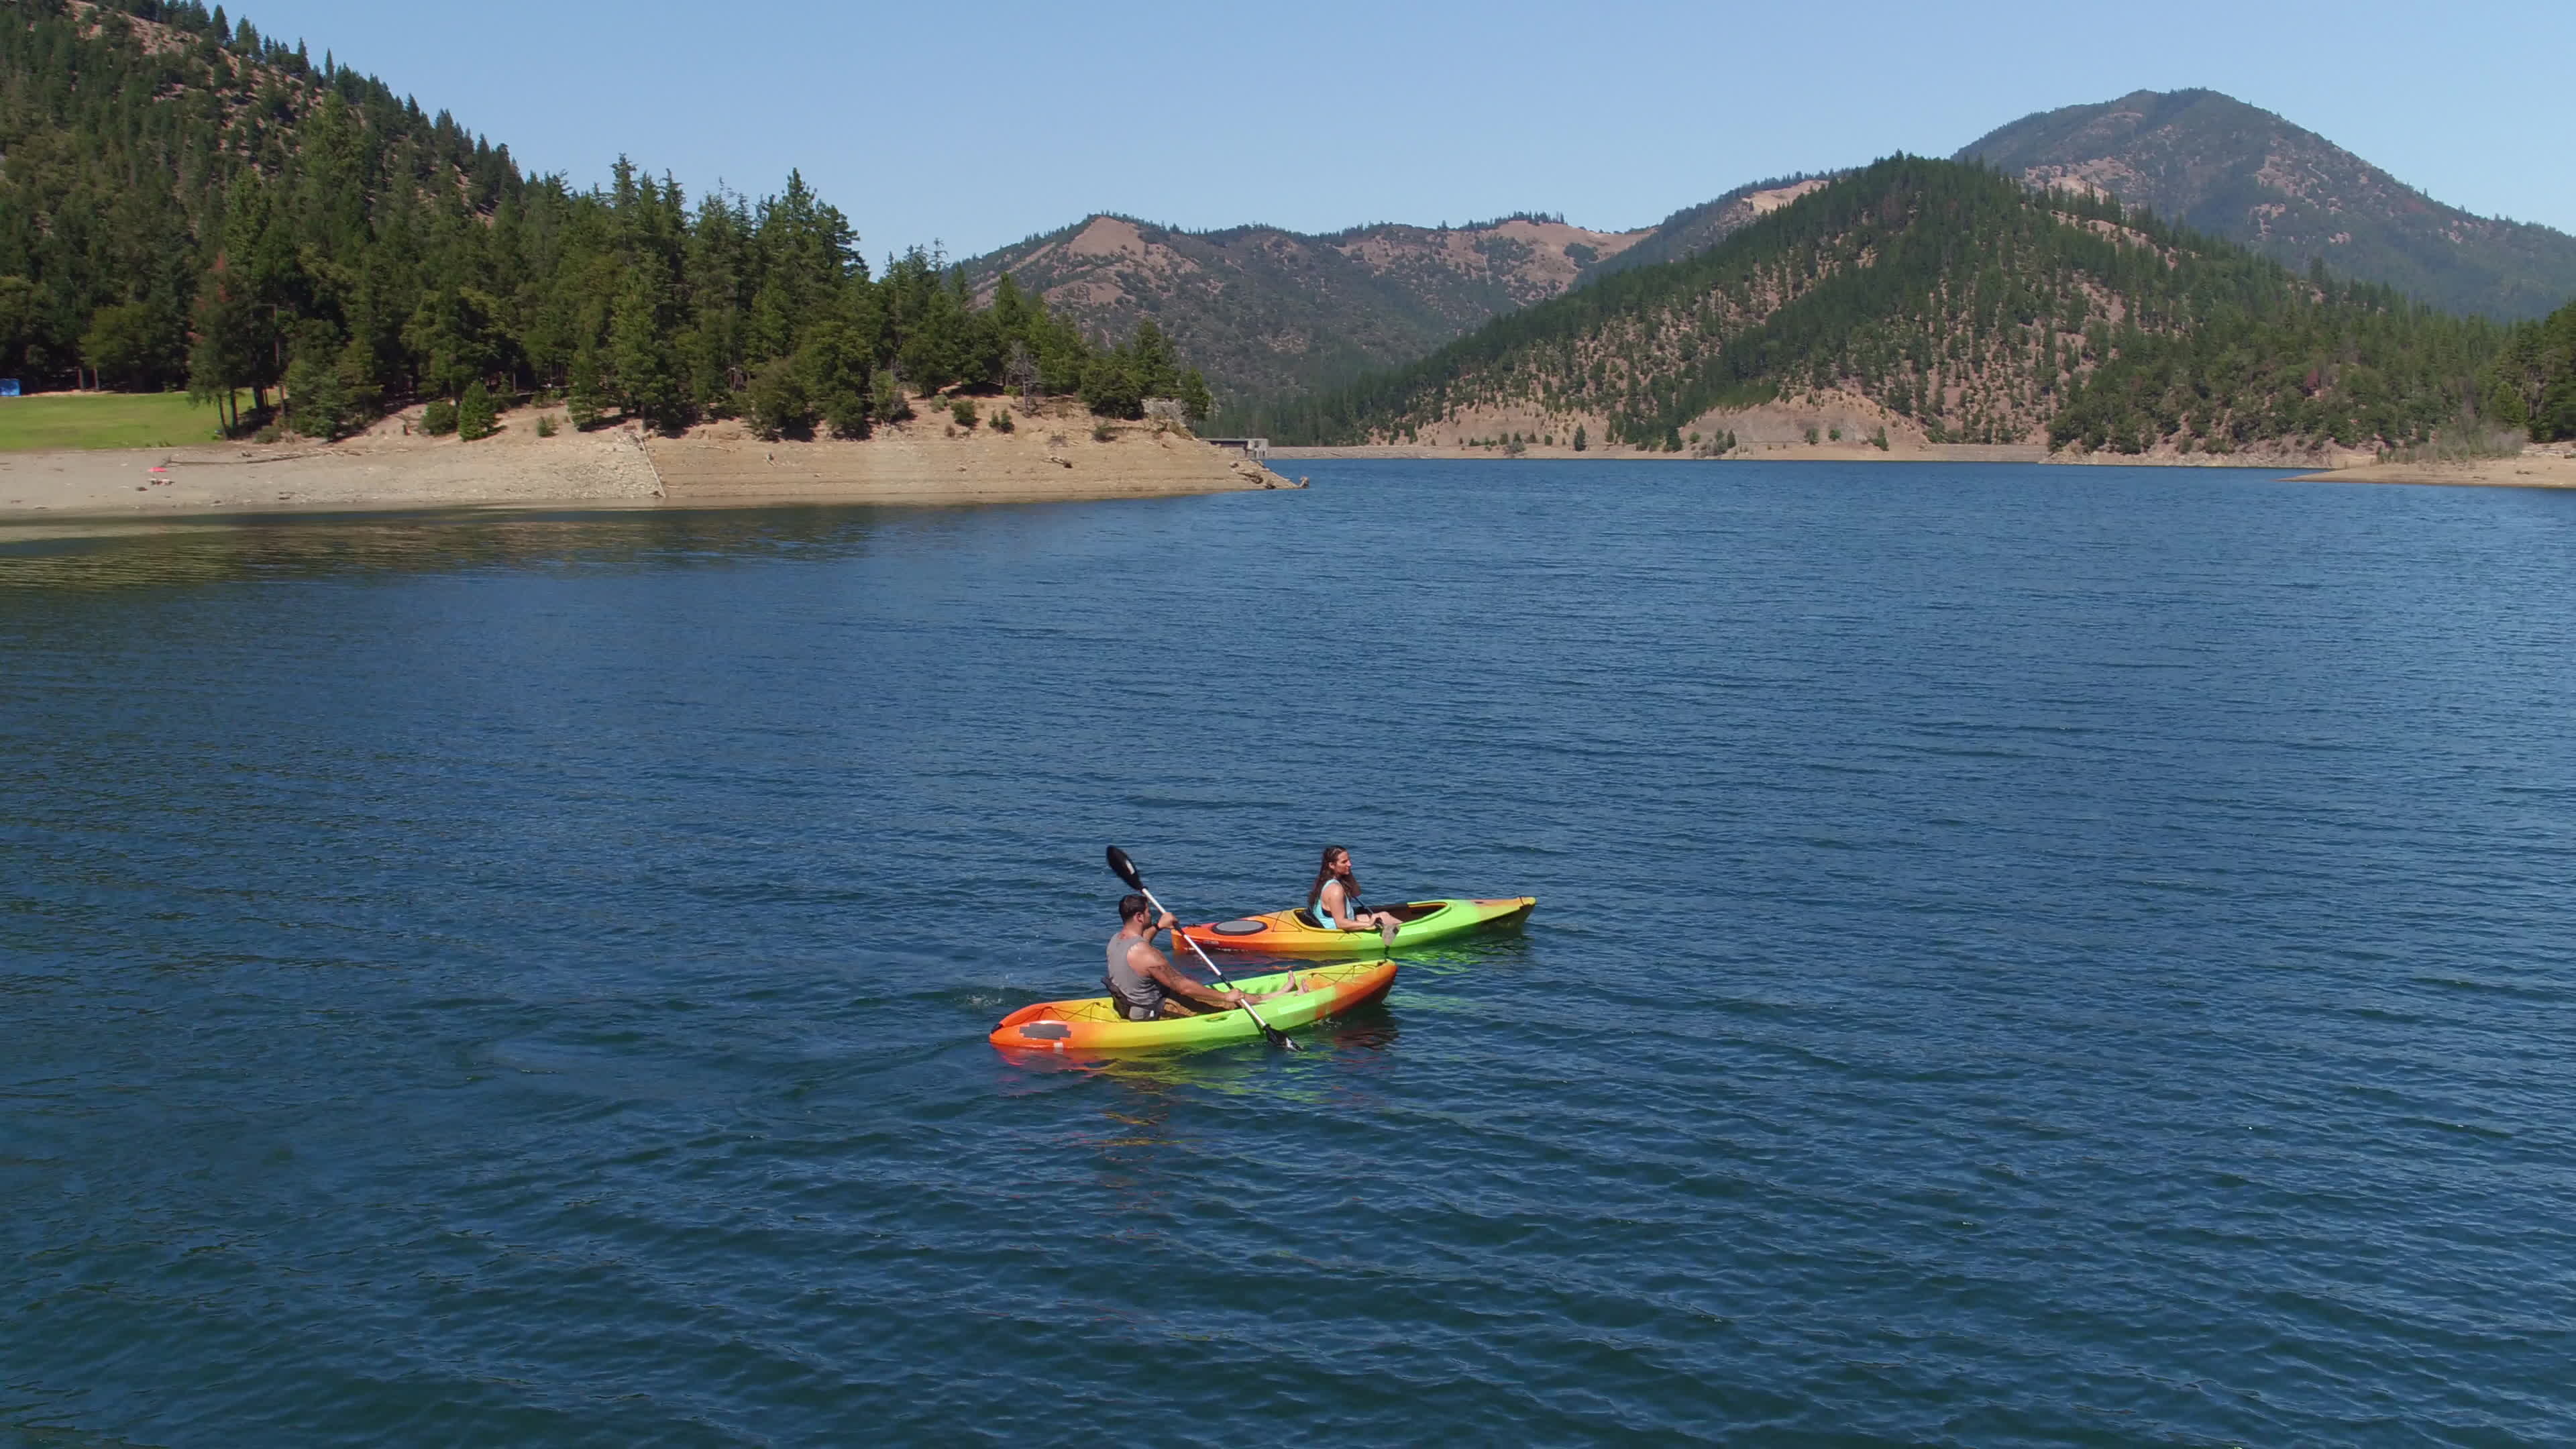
[[959, 213, 1653, 413], [975, 87, 2575, 420], [980, 89, 2569, 423], [959, 180, 1837, 421], [1955, 89, 2576, 320], [1256, 157, 2504, 462]]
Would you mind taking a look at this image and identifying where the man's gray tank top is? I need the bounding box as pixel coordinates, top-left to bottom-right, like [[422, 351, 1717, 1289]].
[[1105, 930, 1161, 1012]]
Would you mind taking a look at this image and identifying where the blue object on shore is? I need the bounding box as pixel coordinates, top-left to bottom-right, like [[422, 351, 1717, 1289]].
[[0, 378, 19, 396]]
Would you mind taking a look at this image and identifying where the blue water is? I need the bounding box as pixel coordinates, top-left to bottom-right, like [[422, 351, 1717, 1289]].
[[5, 460, 2575, 1445]]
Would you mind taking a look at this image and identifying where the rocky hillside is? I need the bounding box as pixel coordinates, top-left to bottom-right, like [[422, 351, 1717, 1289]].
[[960, 213, 1650, 414], [1261, 158, 2504, 461], [1575, 174, 1839, 280], [1957, 89, 2576, 321]]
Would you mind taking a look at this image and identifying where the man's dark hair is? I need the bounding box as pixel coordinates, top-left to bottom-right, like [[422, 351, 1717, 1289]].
[[1118, 893, 1151, 922]]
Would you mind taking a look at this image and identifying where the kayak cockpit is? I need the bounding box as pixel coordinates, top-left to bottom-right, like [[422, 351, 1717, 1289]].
[[1290, 900, 1452, 930]]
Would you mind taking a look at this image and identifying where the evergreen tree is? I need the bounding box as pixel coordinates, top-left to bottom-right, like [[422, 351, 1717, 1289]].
[[1130, 317, 1180, 397], [745, 356, 810, 439], [1080, 356, 1144, 420], [1176, 367, 1214, 426], [871, 369, 913, 423], [610, 269, 686, 431], [796, 319, 872, 439], [82, 303, 176, 390], [457, 379, 497, 439], [566, 348, 609, 431], [187, 260, 264, 433]]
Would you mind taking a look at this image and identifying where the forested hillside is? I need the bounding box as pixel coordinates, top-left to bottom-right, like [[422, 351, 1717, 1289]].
[[2488, 298, 2576, 441], [1259, 158, 2508, 457], [0, 0, 1202, 438], [1957, 89, 2576, 321]]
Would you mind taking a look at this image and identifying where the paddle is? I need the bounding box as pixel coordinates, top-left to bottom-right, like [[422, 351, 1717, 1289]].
[[1108, 846, 1300, 1051]]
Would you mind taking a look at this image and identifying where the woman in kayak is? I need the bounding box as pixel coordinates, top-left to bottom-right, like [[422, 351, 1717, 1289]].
[[1106, 894, 1299, 1021], [1309, 845, 1401, 943]]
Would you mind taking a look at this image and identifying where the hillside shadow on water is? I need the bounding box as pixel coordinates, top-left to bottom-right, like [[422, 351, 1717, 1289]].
[[0, 503, 953, 592]]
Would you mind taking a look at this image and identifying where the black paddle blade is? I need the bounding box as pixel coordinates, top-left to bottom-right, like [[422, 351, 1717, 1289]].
[[1106, 846, 1144, 892]]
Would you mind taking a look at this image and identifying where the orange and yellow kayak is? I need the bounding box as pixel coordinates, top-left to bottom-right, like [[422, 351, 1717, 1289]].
[[1178, 896, 1537, 956], [989, 961, 1397, 1053]]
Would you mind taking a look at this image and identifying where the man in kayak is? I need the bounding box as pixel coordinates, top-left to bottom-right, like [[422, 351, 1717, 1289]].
[[1106, 894, 1298, 1020], [1309, 845, 1401, 943]]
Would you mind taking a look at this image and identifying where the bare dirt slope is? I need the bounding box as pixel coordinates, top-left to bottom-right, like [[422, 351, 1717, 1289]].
[[0, 402, 1279, 529], [0, 413, 659, 519], [2292, 445, 2576, 490], [651, 405, 1285, 504]]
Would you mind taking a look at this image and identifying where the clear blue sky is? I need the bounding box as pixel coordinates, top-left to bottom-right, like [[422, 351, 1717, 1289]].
[[239, 0, 2575, 258]]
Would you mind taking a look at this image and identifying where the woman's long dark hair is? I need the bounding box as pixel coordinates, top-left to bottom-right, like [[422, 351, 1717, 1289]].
[[1307, 845, 1355, 910]]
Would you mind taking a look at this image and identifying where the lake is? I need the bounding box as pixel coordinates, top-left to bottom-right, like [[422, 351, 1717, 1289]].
[[5, 460, 2573, 1444]]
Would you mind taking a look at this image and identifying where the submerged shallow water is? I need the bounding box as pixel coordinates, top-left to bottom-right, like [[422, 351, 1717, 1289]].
[[5, 461, 2575, 1444]]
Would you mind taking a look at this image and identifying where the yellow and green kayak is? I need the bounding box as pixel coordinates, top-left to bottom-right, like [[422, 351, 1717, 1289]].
[[1179, 896, 1536, 957], [989, 961, 1397, 1053]]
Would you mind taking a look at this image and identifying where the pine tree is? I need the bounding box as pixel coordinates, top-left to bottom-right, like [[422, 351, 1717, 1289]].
[[457, 379, 497, 439], [566, 348, 609, 431], [610, 270, 685, 431], [187, 260, 264, 433], [1177, 368, 1214, 427]]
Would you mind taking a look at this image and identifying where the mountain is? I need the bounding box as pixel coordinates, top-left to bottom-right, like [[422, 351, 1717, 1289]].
[[959, 213, 1651, 415], [1260, 157, 2505, 460], [959, 178, 1854, 422], [1955, 89, 2576, 321], [989, 91, 2574, 425]]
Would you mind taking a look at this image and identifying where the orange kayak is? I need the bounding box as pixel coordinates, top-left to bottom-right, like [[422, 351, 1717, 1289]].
[[989, 961, 1397, 1053], [1179, 896, 1537, 956]]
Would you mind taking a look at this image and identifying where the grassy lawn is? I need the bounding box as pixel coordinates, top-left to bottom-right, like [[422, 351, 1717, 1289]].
[[0, 390, 238, 451]]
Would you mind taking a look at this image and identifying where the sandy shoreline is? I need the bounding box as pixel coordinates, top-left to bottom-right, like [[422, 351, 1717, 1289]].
[[2287, 450, 2576, 490], [0, 402, 1291, 539], [1269, 442, 2062, 464], [1268, 440, 2353, 468], [1273, 439, 2576, 490], [7, 404, 2565, 543]]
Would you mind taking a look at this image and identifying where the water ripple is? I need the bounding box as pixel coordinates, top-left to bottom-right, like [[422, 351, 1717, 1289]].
[[5, 463, 2575, 1444]]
